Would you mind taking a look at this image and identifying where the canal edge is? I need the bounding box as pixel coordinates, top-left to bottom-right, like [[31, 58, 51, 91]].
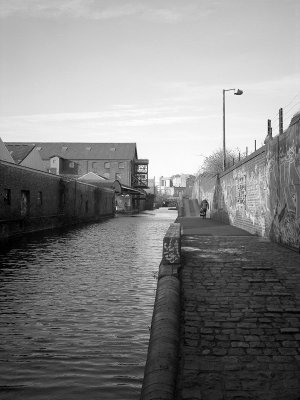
[[140, 222, 181, 400]]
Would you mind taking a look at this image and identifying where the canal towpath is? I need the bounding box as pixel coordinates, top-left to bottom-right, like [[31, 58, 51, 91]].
[[174, 211, 300, 399]]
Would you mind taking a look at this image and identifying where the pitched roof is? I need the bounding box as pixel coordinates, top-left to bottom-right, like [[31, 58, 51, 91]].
[[0, 138, 15, 163], [5, 142, 138, 161], [78, 172, 107, 181], [6, 144, 35, 164], [78, 177, 122, 194]]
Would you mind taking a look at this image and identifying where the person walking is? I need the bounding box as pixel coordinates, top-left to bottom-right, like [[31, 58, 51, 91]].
[[200, 199, 209, 218]]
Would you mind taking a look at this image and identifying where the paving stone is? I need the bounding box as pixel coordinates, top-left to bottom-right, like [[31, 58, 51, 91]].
[[249, 341, 265, 348], [244, 335, 260, 341], [229, 334, 244, 341], [212, 348, 228, 356], [282, 340, 299, 347], [246, 348, 263, 355], [215, 334, 229, 341], [273, 355, 294, 362], [284, 308, 300, 314], [231, 342, 249, 348], [228, 348, 246, 356], [181, 386, 202, 400], [278, 347, 298, 355], [175, 234, 300, 400]]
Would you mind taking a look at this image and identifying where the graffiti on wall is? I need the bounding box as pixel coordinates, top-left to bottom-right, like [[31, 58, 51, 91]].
[[192, 113, 299, 249], [223, 163, 267, 234], [236, 174, 246, 206], [267, 116, 300, 250]]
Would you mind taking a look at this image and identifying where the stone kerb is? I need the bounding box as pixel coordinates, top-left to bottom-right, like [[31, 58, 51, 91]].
[[140, 222, 181, 400]]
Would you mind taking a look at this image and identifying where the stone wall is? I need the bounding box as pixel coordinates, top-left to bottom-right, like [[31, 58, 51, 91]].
[[192, 113, 300, 251], [266, 113, 300, 249], [0, 161, 115, 240]]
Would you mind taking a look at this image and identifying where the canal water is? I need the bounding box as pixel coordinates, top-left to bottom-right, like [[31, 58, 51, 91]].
[[0, 208, 177, 400]]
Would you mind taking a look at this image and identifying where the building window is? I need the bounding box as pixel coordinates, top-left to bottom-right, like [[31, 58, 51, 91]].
[[37, 191, 43, 206], [119, 162, 124, 169], [61, 146, 68, 152], [69, 162, 74, 168], [4, 189, 11, 205], [86, 146, 91, 151], [21, 190, 30, 216], [110, 147, 116, 152], [137, 164, 148, 173], [104, 162, 110, 169]]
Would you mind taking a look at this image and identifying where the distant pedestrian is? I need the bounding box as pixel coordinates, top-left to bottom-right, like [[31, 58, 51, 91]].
[[200, 199, 209, 218]]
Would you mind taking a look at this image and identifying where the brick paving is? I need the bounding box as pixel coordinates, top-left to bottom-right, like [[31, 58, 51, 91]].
[[175, 232, 300, 400]]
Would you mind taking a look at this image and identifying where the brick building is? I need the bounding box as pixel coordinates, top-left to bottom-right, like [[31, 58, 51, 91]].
[[5, 142, 149, 190]]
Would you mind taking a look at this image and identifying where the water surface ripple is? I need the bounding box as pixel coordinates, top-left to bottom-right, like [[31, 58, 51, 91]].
[[0, 209, 176, 400]]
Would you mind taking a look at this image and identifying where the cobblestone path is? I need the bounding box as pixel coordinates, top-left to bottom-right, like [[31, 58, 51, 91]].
[[176, 235, 300, 400]]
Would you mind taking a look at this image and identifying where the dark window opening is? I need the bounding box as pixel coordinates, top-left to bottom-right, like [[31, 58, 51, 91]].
[[4, 189, 11, 205], [37, 191, 43, 206], [21, 190, 30, 217]]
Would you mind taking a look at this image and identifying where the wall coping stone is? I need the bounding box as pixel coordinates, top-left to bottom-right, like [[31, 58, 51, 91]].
[[140, 275, 180, 400], [162, 223, 181, 264], [140, 222, 182, 400], [220, 145, 266, 178]]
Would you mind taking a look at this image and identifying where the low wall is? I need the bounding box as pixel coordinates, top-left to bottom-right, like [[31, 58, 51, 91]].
[[0, 161, 115, 240], [140, 223, 181, 400], [192, 113, 300, 251]]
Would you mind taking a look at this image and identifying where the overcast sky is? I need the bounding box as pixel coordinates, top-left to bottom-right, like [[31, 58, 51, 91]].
[[0, 0, 299, 178]]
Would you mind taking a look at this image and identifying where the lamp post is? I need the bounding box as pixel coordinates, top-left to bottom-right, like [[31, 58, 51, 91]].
[[223, 88, 243, 171]]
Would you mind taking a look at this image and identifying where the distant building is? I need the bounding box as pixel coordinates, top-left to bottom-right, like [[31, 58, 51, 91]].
[[158, 176, 174, 196], [5, 142, 148, 189], [5, 144, 45, 171], [156, 173, 196, 199], [160, 176, 172, 187], [146, 178, 156, 195], [173, 186, 185, 198], [185, 175, 196, 197], [171, 174, 194, 188], [77, 170, 146, 213], [49, 155, 80, 177]]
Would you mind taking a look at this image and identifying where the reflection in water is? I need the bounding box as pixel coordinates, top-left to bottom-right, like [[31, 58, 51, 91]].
[[0, 209, 176, 400]]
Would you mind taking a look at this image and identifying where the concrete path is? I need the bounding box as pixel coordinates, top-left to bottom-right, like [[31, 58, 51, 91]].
[[182, 199, 201, 217], [178, 217, 252, 237], [175, 217, 300, 400]]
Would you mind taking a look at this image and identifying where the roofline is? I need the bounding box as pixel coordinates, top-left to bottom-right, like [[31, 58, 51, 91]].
[[6, 144, 36, 164], [5, 142, 138, 145]]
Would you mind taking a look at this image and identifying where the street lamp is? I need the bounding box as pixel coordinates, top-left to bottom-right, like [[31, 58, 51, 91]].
[[222, 88, 243, 171]]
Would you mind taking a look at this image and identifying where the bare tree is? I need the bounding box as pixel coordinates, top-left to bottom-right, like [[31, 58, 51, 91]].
[[198, 148, 243, 174]]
